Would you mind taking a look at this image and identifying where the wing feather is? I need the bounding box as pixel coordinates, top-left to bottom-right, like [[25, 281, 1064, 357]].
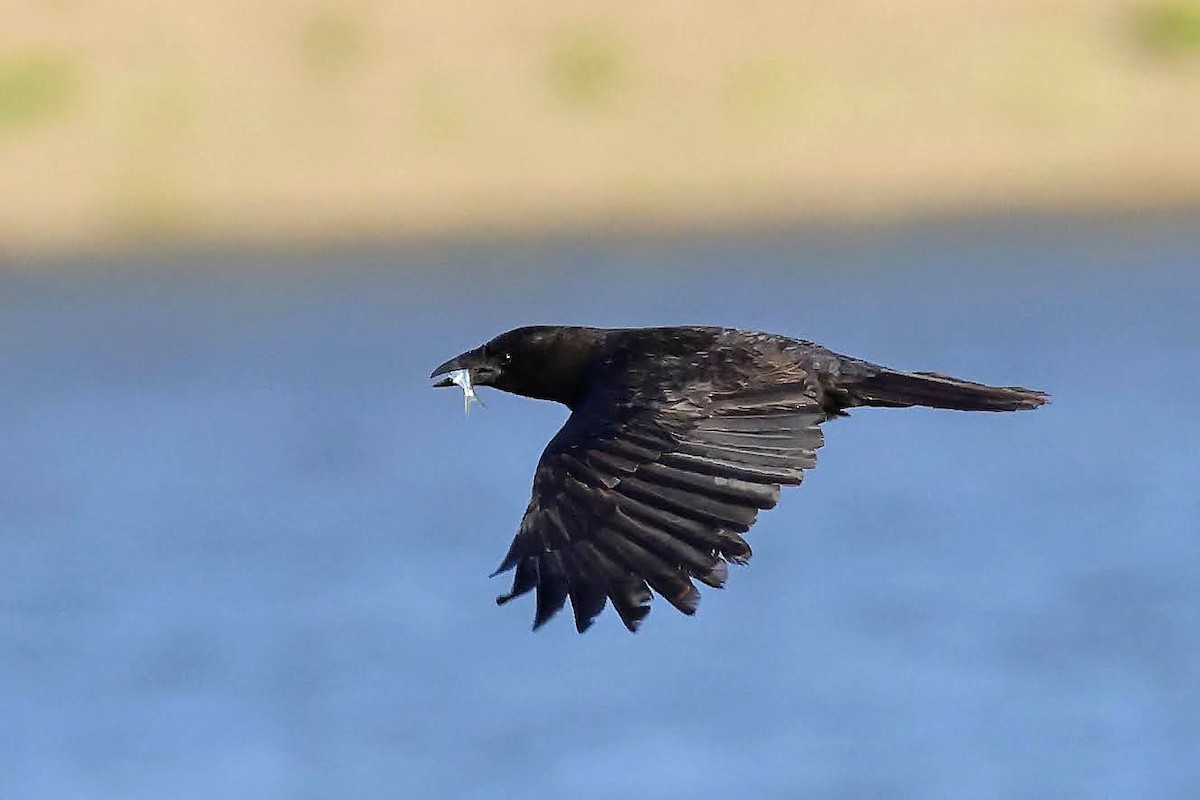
[[608, 507, 722, 575], [577, 540, 653, 631], [636, 461, 781, 507], [532, 552, 569, 630], [615, 476, 759, 530], [658, 451, 806, 484], [560, 545, 608, 633], [494, 372, 827, 631], [593, 528, 701, 615]]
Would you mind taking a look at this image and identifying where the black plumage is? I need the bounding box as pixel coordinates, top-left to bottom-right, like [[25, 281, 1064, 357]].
[[430, 325, 1047, 633]]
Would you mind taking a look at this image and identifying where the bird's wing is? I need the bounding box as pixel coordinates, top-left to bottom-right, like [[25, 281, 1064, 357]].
[[492, 379, 826, 632]]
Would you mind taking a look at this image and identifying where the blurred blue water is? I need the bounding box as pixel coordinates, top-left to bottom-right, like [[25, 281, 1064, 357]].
[[1, 216, 1198, 800]]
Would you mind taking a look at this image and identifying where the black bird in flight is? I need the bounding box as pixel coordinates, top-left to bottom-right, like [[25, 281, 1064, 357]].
[[431, 325, 1047, 633]]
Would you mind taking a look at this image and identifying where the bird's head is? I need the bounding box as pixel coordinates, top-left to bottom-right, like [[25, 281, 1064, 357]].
[[430, 325, 602, 407]]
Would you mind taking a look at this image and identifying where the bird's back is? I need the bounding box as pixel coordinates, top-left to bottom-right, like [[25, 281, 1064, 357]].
[[591, 326, 844, 409]]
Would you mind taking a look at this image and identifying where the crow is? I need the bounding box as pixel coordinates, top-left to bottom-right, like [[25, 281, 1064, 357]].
[[430, 325, 1047, 633]]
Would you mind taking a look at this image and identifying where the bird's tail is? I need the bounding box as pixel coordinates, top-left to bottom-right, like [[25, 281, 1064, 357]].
[[848, 369, 1048, 412]]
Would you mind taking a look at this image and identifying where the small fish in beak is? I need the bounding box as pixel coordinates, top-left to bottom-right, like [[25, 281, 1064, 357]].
[[447, 368, 485, 416]]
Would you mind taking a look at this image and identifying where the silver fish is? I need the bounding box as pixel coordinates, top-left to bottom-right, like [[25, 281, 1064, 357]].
[[448, 368, 484, 416]]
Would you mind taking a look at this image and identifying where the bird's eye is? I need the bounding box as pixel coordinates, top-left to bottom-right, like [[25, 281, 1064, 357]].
[[502, 352, 513, 363]]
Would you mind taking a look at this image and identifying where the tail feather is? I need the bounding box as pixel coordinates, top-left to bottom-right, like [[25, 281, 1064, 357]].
[[850, 369, 1049, 412]]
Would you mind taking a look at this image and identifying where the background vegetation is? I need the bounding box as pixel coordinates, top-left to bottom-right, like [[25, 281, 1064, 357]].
[[4, 1, 1200, 256]]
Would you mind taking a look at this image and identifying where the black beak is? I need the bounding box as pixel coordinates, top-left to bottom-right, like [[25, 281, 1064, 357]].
[[429, 355, 466, 387], [430, 347, 497, 387]]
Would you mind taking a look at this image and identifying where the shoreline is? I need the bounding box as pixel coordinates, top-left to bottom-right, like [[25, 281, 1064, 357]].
[[7, 204, 1197, 273], [6, 160, 1200, 261]]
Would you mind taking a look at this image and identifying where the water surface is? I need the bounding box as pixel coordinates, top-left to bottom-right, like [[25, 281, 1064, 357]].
[[2, 217, 1198, 799]]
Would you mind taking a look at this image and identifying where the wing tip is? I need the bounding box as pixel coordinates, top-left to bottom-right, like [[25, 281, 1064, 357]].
[[696, 560, 729, 589], [619, 606, 651, 632], [666, 584, 701, 615], [489, 560, 516, 579]]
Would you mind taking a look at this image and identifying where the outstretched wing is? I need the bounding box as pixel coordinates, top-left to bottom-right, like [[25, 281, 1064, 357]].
[[492, 379, 826, 633]]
